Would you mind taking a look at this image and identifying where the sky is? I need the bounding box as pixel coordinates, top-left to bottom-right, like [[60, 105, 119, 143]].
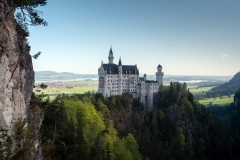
[[27, 0, 240, 76]]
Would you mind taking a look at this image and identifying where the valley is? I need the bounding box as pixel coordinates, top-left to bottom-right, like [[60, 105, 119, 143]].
[[34, 76, 234, 106]]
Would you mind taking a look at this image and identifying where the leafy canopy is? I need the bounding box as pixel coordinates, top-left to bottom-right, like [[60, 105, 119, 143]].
[[14, 0, 47, 36]]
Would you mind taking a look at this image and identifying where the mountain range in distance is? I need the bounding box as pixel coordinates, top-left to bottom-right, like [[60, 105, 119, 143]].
[[35, 71, 233, 83]]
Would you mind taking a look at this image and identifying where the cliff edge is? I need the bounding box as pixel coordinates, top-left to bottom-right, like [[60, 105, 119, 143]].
[[0, 0, 40, 158]]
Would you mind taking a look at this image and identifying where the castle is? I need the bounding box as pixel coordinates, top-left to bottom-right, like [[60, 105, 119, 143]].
[[98, 48, 164, 112]]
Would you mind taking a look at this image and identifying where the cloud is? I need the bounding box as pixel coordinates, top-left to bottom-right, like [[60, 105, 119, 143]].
[[221, 53, 229, 59]]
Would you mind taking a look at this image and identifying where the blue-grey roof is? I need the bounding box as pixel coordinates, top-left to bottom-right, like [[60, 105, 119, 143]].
[[118, 59, 122, 65], [103, 64, 138, 74], [145, 80, 158, 83], [109, 48, 113, 55], [139, 77, 158, 83]]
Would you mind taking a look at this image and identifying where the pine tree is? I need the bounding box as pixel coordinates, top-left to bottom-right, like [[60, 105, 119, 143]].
[[14, 0, 48, 36]]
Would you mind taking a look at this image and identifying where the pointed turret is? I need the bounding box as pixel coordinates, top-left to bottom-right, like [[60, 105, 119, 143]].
[[109, 47, 113, 55], [118, 57, 122, 96], [118, 57, 122, 66], [108, 47, 114, 64], [98, 60, 105, 75], [118, 57, 122, 74]]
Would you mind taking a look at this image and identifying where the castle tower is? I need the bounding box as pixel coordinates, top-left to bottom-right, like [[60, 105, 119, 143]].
[[118, 58, 122, 95], [144, 74, 147, 81], [108, 47, 114, 64], [98, 61, 106, 97], [156, 64, 164, 84], [183, 82, 187, 91]]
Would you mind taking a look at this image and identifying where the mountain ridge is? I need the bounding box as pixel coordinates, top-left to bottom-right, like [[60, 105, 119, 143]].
[[211, 71, 240, 92], [35, 71, 232, 82]]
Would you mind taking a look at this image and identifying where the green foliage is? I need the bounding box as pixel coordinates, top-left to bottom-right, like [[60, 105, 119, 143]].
[[158, 83, 181, 108], [0, 129, 12, 160], [134, 85, 240, 160], [234, 88, 240, 106], [38, 83, 47, 89], [124, 134, 142, 160], [10, 148, 30, 160], [38, 86, 240, 160], [40, 93, 143, 159], [113, 134, 142, 160], [176, 127, 185, 160], [96, 99, 110, 119], [14, 0, 47, 36], [181, 97, 193, 120]]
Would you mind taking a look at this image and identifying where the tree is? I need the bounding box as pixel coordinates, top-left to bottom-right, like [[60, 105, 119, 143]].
[[75, 112, 89, 159], [14, 0, 48, 36], [0, 130, 12, 160], [124, 134, 142, 160], [176, 128, 185, 160], [96, 99, 110, 119]]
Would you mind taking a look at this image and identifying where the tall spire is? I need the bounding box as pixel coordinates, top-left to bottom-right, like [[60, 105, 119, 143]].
[[108, 47, 114, 64], [118, 57, 122, 66], [109, 46, 113, 56]]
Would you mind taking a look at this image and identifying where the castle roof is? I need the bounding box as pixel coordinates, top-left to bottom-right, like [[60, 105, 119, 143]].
[[118, 58, 122, 65], [139, 77, 158, 83], [102, 63, 138, 74], [109, 47, 113, 55], [145, 80, 158, 83]]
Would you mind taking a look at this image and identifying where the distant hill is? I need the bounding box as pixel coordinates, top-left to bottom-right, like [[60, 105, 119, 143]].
[[35, 71, 232, 83], [211, 71, 240, 92], [35, 71, 98, 81]]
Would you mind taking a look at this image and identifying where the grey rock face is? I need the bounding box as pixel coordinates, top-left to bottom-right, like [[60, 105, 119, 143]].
[[0, 0, 37, 158]]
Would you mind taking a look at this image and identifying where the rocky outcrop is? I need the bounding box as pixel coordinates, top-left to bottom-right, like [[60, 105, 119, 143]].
[[0, 0, 39, 158]]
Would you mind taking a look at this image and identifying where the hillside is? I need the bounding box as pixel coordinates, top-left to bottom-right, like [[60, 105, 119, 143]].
[[35, 71, 98, 80], [34, 83, 240, 160], [35, 71, 232, 82], [211, 71, 240, 92]]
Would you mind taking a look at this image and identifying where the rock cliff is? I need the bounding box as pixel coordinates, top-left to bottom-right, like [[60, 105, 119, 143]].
[[0, 0, 40, 158]]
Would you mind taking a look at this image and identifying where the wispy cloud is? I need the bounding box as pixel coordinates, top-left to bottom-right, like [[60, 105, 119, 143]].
[[221, 53, 229, 59]]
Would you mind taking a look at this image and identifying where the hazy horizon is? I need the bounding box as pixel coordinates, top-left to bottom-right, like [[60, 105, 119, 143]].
[[35, 70, 235, 77]]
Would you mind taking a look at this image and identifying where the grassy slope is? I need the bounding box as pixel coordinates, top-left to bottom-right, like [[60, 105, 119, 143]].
[[34, 80, 98, 100], [188, 86, 215, 93], [188, 85, 233, 106], [199, 95, 234, 106], [34, 81, 233, 106]]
